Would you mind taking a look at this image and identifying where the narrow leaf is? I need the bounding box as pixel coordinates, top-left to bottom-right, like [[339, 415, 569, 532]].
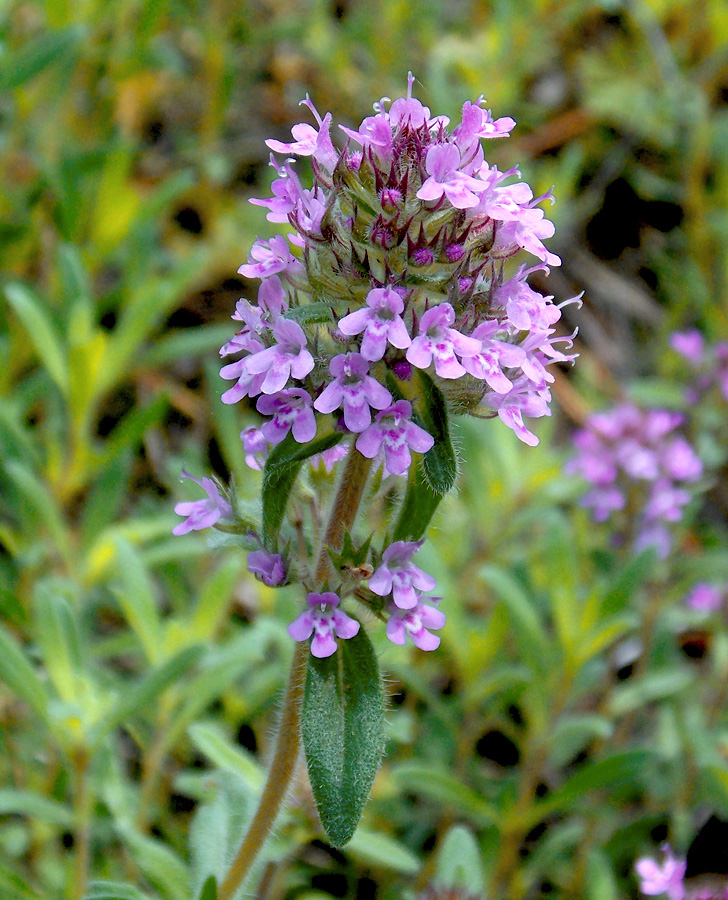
[[392, 456, 444, 542], [0, 625, 50, 722], [434, 824, 485, 894], [0, 789, 73, 828], [262, 431, 344, 550], [283, 302, 336, 325], [0, 25, 86, 90], [94, 646, 203, 743], [302, 626, 384, 846], [83, 880, 156, 900], [5, 283, 69, 394]]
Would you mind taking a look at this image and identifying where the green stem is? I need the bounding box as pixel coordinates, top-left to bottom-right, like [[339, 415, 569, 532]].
[[72, 747, 92, 900], [218, 445, 372, 899], [217, 641, 307, 900]]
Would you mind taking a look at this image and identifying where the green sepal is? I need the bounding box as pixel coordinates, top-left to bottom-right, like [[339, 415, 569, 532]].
[[261, 431, 344, 551], [302, 625, 385, 847], [283, 302, 336, 325], [327, 530, 373, 572]]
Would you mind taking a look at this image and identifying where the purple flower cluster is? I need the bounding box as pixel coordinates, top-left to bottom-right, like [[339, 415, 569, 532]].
[[175, 75, 578, 657], [566, 403, 702, 557]]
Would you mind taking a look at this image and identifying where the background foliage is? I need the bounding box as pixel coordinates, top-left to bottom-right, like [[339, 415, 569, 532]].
[[2, 0, 728, 898]]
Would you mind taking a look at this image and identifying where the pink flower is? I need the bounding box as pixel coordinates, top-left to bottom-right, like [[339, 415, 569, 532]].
[[314, 352, 392, 432], [406, 303, 481, 379], [240, 425, 269, 470], [247, 549, 287, 587], [173, 472, 232, 536], [670, 330, 705, 366], [220, 357, 266, 405], [355, 400, 434, 475], [337, 287, 412, 361], [245, 319, 314, 395], [256, 388, 317, 445], [635, 845, 686, 900], [416, 143, 487, 210], [288, 592, 360, 658], [686, 583, 724, 613], [462, 320, 525, 393], [369, 540, 436, 610], [238, 235, 305, 281], [386, 596, 446, 650], [480, 377, 551, 446]]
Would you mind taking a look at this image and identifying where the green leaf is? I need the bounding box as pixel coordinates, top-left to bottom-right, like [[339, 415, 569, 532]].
[[262, 431, 344, 551], [33, 580, 83, 704], [283, 302, 336, 325], [117, 826, 189, 900], [198, 876, 218, 900], [187, 723, 264, 794], [434, 824, 485, 894], [0, 624, 50, 723], [90, 394, 170, 477], [0, 789, 73, 828], [5, 283, 69, 395], [302, 625, 385, 847], [388, 762, 497, 825], [346, 828, 421, 874], [112, 538, 162, 664], [392, 456, 444, 542], [3, 460, 72, 564], [415, 370, 458, 495], [93, 646, 203, 743], [0, 25, 86, 90], [83, 881, 156, 900]]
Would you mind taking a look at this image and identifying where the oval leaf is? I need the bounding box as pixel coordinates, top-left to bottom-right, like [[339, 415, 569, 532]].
[[302, 625, 384, 847]]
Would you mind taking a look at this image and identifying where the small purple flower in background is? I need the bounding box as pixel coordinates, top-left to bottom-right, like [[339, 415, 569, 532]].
[[247, 549, 287, 587], [173, 473, 232, 536], [369, 540, 437, 610], [566, 402, 702, 556], [314, 352, 392, 432], [355, 400, 434, 475], [288, 592, 360, 658], [686, 583, 724, 613], [386, 597, 446, 650], [635, 845, 686, 900], [671, 330, 705, 366]]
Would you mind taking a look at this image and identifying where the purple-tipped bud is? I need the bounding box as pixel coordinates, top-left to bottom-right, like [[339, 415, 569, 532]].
[[445, 243, 465, 262], [380, 187, 403, 213], [410, 247, 435, 266], [393, 360, 413, 381]]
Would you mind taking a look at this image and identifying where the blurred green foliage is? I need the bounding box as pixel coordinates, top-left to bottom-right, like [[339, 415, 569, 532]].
[[2, 0, 728, 898]]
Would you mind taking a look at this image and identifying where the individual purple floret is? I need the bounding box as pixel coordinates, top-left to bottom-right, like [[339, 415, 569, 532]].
[[635, 845, 686, 900], [245, 318, 314, 395], [406, 303, 481, 379], [337, 287, 412, 361], [480, 376, 552, 446], [355, 400, 434, 475], [173, 473, 232, 536], [386, 596, 446, 650], [670, 330, 705, 366], [369, 540, 437, 610], [247, 549, 287, 587], [257, 388, 317, 445], [416, 143, 487, 209], [685, 583, 724, 613], [314, 352, 392, 432], [238, 235, 305, 281], [287, 592, 360, 658], [241, 425, 269, 471]]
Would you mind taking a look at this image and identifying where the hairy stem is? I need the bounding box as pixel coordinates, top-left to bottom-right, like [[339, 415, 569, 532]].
[[218, 641, 307, 900], [218, 445, 372, 899]]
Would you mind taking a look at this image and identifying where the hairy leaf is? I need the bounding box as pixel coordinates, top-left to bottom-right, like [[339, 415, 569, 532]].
[[302, 626, 384, 846]]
